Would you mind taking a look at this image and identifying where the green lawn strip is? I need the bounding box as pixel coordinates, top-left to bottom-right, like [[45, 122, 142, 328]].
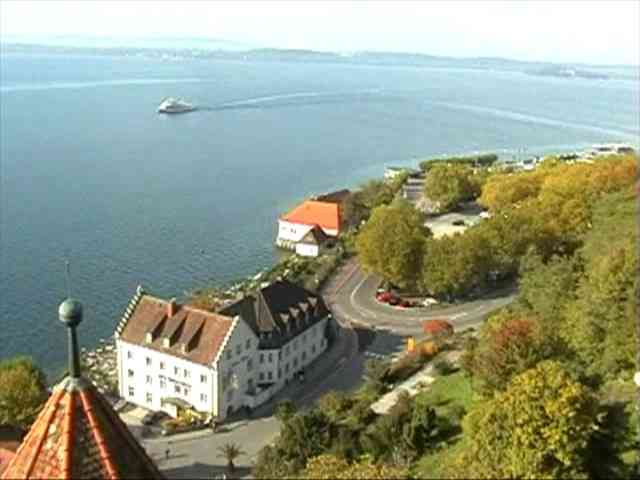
[[412, 371, 475, 478]]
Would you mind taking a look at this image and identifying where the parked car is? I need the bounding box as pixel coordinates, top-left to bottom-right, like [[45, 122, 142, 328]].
[[422, 297, 439, 307], [388, 296, 401, 306], [400, 299, 413, 308], [376, 291, 393, 302], [452, 219, 466, 226]]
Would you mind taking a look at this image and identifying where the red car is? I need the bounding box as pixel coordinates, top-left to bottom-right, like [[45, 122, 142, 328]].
[[376, 291, 393, 302]]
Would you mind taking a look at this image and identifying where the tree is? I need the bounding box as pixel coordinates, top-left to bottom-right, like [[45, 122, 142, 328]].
[[0, 357, 48, 429], [217, 442, 245, 473], [451, 361, 598, 478], [317, 391, 353, 423], [356, 200, 429, 289], [302, 454, 408, 479], [478, 170, 546, 212], [424, 163, 477, 212], [518, 251, 578, 327], [420, 230, 491, 298], [274, 399, 297, 423]]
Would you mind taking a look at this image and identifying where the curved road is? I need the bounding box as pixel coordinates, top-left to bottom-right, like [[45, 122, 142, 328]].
[[326, 259, 516, 338]]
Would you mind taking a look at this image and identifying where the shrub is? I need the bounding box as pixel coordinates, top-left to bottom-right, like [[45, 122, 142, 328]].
[[434, 360, 456, 376]]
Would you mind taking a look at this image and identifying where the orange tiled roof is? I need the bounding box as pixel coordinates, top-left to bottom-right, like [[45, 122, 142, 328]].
[[0, 448, 15, 477], [1, 378, 163, 479], [281, 200, 341, 231]]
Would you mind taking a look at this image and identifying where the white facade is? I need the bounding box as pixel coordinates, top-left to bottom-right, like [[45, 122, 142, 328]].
[[117, 311, 330, 420], [276, 219, 338, 249], [295, 242, 320, 257]]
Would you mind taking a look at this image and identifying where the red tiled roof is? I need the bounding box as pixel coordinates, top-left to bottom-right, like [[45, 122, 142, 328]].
[[119, 295, 234, 366], [0, 448, 15, 477], [281, 200, 341, 232], [1, 379, 163, 479]]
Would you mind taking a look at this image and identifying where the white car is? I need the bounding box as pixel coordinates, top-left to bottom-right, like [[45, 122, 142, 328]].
[[423, 297, 439, 306]]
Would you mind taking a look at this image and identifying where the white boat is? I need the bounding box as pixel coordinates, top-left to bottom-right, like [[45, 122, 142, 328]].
[[157, 97, 195, 114]]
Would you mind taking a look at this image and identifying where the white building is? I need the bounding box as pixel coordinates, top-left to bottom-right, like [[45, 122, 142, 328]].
[[276, 190, 349, 250], [115, 281, 330, 420]]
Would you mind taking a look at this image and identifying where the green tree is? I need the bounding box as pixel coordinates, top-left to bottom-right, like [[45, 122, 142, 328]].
[[217, 442, 245, 473], [452, 361, 598, 479], [302, 454, 408, 479], [424, 163, 477, 212], [274, 399, 297, 423], [0, 357, 48, 429], [356, 200, 429, 289], [420, 230, 491, 298]]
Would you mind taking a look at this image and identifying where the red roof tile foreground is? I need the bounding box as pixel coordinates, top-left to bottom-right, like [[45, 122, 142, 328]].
[[281, 200, 341, 232], [0, 449, 15, 477], [1, 378, 163, 479]]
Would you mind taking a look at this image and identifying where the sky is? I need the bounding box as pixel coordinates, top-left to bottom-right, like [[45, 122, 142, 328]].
[[1, 0, 639, 65]]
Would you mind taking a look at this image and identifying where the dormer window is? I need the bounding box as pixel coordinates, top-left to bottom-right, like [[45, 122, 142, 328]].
[[163, 337, 170, 348], [145, 333, 153, 343]]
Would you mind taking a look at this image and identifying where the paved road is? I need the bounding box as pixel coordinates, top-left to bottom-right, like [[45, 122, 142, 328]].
[[325, 259, 516, 358]]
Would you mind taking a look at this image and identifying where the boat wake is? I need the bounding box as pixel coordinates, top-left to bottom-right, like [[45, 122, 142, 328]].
[[1, 77, 207, 93], [197, 89, 384, 112]]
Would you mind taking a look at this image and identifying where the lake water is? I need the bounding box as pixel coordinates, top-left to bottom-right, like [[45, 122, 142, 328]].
[[1, 53, 638, 378]]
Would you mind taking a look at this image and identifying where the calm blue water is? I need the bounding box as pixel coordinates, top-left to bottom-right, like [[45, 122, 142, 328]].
[[1, 53, 638, 378]]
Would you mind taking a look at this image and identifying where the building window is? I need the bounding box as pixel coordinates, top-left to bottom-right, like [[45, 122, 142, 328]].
[[145, 375, 152, 385], [293, 357, 298, 367], [259, 372, 265, 381], [160, 378, 166, 389], [267, 371, 273, 381], [128, 386, 134, 397], [227, 389, 233, 402], [128, 369, 134, 378], [312, 344, 316, 354], [268, 352, 273, 363], [200, 374, 207, 383], [174, 366, 179, 376], [146, 357, 151, 367], [285, 363, 290, 373], [247, 358, 253, 371], [245, 339, 251, 350], [160, 361, 165, 370], [302, 351, 307, 361], [260, 353, 264, 364], [235, 344, 241, 355], [184, 369, 190, 378], [174, 384, 181, 394], [227, 350, 232, 360], [146, 393, 152, 404], [127, 351, 133, 359], [200, 393, 207, 403], [184, 387, 190, 396], [278, 368, 282, 379]]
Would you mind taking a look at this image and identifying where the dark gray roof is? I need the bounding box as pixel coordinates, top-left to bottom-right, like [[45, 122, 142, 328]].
[[220, 280, 329, 349]]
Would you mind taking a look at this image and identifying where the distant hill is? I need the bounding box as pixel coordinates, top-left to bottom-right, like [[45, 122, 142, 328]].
[[2, 40, 638, 80]]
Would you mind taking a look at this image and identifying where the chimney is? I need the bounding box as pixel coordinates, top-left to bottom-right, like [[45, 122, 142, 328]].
[[167, 298, 178, 317]]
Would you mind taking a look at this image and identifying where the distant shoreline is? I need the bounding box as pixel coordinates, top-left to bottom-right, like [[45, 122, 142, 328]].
[[3, 42, 639, 81]]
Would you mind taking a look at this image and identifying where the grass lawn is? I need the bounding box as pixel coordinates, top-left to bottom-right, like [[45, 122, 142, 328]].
[[424, 370, 475, 412], [412, 371, 476, 479]]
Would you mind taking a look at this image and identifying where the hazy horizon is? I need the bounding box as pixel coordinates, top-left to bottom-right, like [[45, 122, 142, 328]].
[[1, 1, 638, 66]]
